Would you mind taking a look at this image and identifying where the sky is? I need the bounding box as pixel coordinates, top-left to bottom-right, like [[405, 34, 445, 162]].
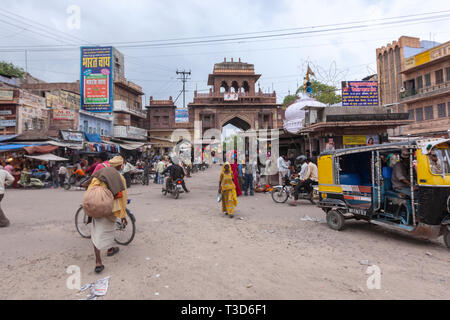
[[0, 0, 449, 113]]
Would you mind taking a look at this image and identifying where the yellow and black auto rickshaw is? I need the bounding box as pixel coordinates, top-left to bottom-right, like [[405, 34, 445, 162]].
[[317, 138, 450, 249]]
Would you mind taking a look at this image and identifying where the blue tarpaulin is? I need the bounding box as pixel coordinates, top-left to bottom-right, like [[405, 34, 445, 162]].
[[0, 144, 40, 151], [84, 132, 102, 143]]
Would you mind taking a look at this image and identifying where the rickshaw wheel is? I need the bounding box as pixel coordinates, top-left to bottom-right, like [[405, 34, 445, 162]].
[[326, 210, 345, 231], [443, 227, 450, 249]]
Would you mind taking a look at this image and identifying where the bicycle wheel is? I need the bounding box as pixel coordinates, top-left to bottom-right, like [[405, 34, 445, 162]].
[[271, 186, 289, 203], [114, 212, 135, 245], [75, 206, 91, 238]]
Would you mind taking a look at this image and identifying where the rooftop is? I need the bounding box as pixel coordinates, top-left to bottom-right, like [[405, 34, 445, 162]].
[[213, 58, 255, 74]]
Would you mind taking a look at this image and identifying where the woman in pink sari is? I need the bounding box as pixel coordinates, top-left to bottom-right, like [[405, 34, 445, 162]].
[[230, 161, 242, 197]]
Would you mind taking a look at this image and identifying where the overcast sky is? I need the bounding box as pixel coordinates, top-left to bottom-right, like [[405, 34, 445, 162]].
[[0, 0, 449, 108]]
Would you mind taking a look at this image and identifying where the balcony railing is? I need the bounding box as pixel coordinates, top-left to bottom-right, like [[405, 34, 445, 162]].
[[113, 100, 146, 118], [400, 80, 450, 101]]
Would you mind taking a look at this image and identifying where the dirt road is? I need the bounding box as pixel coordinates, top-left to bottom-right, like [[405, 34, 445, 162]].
[[0, 165, 448, 299]]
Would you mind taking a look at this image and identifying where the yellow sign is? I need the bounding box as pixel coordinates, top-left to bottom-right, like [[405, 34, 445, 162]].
[[404, 41, 449, 70], [343, 135, 366, 145]]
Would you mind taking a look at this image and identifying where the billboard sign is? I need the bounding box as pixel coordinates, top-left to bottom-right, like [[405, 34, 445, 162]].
[[175, 108, 189, 123], [341, 81, 378, 106], [80, 46, 113, 112]]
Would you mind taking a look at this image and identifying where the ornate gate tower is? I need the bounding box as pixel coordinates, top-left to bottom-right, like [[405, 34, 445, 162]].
[[188, 58, 282, 135]]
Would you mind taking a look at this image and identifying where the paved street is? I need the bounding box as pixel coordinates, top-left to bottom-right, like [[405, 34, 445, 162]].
[[0, 165, 448, 300]]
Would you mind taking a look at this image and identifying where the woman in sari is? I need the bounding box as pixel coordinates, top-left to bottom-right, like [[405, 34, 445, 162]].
[[219, 162, 238, 218], [230, 161, 242, 197], [88, 155, 128, 273]]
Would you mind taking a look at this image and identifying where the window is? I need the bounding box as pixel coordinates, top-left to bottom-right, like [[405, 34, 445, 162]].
[[153, 116, 159, 124], [424, 73, 431, 86], [83, 120, 88, 132], [415, 108, 423, 121], [163, 116, 169, 124], [416, 76, 423, 89], [435, 69, 444, 84], [408, 109, 415, 120], [448, 102, 450, 117], [437, 103, 446, 118], [263, 115, 269, 122], [446, 67, 450, 81], [424, 106, 434, 120]]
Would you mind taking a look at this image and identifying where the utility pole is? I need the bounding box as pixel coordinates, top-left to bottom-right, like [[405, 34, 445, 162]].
[[25, 50, 28, 74], [176, 70, 191, 108]]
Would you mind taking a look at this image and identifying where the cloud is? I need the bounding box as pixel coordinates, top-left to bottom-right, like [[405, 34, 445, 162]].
[[0, 0, 448, 106]]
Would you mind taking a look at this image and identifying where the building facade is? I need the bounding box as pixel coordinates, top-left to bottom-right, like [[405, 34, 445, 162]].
[[376, 36, 443, 136], [398, 41, 450, 137]]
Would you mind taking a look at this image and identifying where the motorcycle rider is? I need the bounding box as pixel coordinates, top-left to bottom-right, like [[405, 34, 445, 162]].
[[289, 157, 318, 206], [162, 157, 189, 193]]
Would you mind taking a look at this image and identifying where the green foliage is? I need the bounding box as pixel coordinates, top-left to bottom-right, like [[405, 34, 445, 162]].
[[0, 61, 24, 78], [282, 94, 298, 109], [297, 79, 341, 105]]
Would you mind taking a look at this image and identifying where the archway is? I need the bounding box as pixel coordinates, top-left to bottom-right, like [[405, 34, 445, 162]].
[[220, 81, 229, 93], [221, 116, 252, 164]]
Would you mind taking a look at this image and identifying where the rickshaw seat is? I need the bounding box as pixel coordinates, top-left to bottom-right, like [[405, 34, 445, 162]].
[[382, 166, 404, 199]]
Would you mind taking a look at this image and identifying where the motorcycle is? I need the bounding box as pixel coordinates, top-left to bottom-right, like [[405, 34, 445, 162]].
[[64, 171, 90, 190], [18, 172, 44, 189], [271, 175, 318, 205], [162, 178, 185, 199]]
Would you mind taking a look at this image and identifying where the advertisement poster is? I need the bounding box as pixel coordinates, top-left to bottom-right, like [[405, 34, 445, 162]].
[[175, 108, 189, 123], [341, 81, 378, 106], [80, 46, 113, 112], [366, 135, 379, 145], [325, 137, 335, 151]]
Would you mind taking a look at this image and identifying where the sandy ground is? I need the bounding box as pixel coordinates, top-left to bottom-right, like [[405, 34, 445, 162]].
[[0, 165, 449, 300]]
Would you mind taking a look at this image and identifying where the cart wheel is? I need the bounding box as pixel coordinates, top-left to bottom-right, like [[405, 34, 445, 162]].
[[444, 227, 450, 249], [162, 189, 167, 196], [326, 210, 345, 231]]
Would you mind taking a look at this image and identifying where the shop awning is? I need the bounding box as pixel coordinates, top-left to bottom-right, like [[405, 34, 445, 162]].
[[84, 132, 102, 143], [116, 142, 146, 150], [45, 140, 84, 150], [25, 153, 68, 161], [0, 144, 39, 152], [0, 135, 18, 142], [23, 145, 59, 155]]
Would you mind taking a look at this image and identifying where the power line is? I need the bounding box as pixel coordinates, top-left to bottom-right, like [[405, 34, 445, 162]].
[[0, 10, 449, 51]]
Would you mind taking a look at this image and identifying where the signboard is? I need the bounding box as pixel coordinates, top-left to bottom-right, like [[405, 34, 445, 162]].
[[404, 41, 450, 70], [343, 135, 366, 145], [0, 120, 16, 127], [0, 90, 13, 101], [341, 81, 378, 106], [80, 46, 113, 112], [53, 109, 75, 120], [61, 130, 84, 142], [0, 110, 12, 115], [224, 93, 238, 101], [175, 108, 189, 123], [343, 135, 380, 146]]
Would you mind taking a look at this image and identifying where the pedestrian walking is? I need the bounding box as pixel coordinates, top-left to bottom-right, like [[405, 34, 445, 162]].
[[87, 156, 128, 273], [156, 158, 165, 184], [0, 165, 15, 227], [243, 156, 257, 196], [219, 162, 238, 218], [58, 164, 67, 187], [230, 161, 242, 197]]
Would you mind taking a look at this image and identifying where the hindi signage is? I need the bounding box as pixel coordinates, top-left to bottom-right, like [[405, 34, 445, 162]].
[[175, 108, 189, 123], [80, 46, 113, 112], [341, 81, 378, 106], [0, 90, 13, 101], [53, 109, 76, 120]]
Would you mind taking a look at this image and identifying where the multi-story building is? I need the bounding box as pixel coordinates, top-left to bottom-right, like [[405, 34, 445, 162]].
[[398, 40, 450, 137], [376, 36, 443, 136]]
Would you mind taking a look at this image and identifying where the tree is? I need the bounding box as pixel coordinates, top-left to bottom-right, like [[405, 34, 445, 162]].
[[282, 94, 298, 109], [0, 61, 25, 78], [297, 79, 341, 105]]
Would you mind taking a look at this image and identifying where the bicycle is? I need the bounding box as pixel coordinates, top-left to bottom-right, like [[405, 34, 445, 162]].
[[75, 199, 136, 245]]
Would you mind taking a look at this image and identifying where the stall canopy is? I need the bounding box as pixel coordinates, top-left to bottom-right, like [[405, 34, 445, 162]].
[[115, 142, 146, 150], [84, 132, 102, 143], [0, 144, 41, 152], [25, 153, 68, 161], [23, 145, 58, 155]]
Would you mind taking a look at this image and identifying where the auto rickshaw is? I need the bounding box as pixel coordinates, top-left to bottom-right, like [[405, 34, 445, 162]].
[[317, 138, 450, 249]]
